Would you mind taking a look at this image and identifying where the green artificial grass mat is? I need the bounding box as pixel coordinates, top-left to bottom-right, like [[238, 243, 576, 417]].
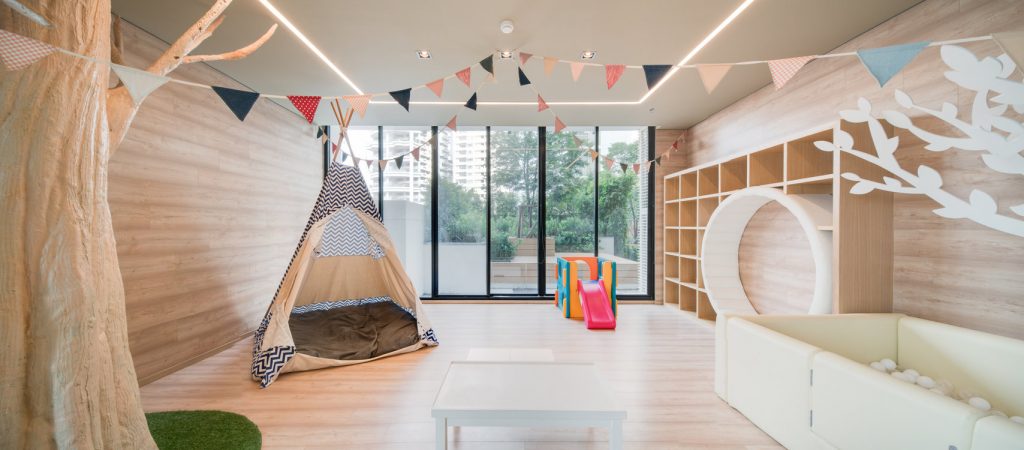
[[146, 410, 261, 450]]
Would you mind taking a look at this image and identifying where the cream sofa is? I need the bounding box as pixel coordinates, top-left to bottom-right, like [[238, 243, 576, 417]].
[[715, 313, 1024, 450]]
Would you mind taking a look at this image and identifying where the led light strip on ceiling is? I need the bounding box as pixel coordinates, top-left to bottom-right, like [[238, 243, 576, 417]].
[[259, 0, 756, 106]]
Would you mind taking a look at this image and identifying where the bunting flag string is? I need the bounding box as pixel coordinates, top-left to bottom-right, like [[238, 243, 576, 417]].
[[767, 55, 814, 90], [343, 94, 372, 118], [111, 64, 170, 106], [696, 64, 731, 94], [642, 64, 673, 90], [605, 64, 625, 89], [455, 67, 472, 87], [519, 52, 532, 66], [212, 86, 260, 121], [537, 95, 548, 112], [464, 92, 478, 110], [426, 78, 445, 97], [287, 95, 321, 123], [543, 57, 557, 76], [389, 88, 412, 112], [479, 55, 495, 76], [0, 28, 53, 70], [570, 62, 585, 82], [856, 41, 930, 87], [518, 67, 531, 86]]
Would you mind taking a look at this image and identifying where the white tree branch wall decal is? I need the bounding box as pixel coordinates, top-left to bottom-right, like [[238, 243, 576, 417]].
[[814, 45, 1024, 238]]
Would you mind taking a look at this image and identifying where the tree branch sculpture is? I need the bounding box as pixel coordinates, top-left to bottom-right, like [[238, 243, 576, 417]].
[[0, 1, 273, 448], [814, 45, 1024, 238]]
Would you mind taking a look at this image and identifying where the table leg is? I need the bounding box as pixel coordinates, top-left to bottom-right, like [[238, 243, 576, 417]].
[[435, 417, 447, 450], [609, 420, 623, 450]]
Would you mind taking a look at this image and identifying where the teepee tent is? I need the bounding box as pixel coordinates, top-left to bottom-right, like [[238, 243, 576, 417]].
[[251, 163, 438, 388]]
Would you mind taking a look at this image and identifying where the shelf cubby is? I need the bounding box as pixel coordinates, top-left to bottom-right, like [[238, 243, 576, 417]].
[[679, 229, 697, 256], [696, 229, 704, 257], [665, 202, 679, 227], [787, 174, 834, 195], [680, 172, 698, 199], [720, 156, 748, 193], [665, 254, 680, 280], [679, 200, 697, 227], [697, 197, 719, 228], [749, 144, 784, 186], [665, 229, 680, 254], [697, 166, 719, 196], [696, 262, 703, 289], [664, 176, 680, 201], [679, 258, 697, 284], [664, 281, 679, 304], [697, 292, 717, 321], [786, 129, 834, 181], [679, 285, 697, 312]]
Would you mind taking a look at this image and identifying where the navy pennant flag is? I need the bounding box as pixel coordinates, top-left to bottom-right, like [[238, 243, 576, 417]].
[[464, 92, 478, 110], [518, 67, 531, 86], [212, 86, 260, 121], [480, 55, 495, 75], [390, 88, 412, 112], [396, 155, 405, 169], [642, 65, 673, 90]]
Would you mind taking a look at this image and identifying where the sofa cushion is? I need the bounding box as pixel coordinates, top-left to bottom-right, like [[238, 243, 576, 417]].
[[898, 317, 1024, 417], [811, 351, 984, 450], [741, 314, 903, 364], [971, 416, 1024, 450], [726, 319, 832, 449]]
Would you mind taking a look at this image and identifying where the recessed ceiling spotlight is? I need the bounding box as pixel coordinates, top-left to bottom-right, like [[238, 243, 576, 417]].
[[500, 19, 514, 34], [580, 50, 597, 60], [416, 50, 432, 59], [498, 50, 514, 59]]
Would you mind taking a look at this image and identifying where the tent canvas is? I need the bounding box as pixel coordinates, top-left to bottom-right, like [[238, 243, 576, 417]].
[[251, 163, 437, 388]]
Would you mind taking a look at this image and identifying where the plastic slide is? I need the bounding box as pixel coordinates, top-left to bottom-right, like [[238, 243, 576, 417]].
[[577, 280, 616, 330]]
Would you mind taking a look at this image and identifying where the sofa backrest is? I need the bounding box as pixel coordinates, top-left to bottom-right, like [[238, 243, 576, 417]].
[[898, 317, 1024, 417], [742, 314, 903, 364]]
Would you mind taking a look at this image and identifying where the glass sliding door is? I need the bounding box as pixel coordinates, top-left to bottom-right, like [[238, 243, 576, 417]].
[[544, 127, 596, 294], [489, 127, 540, 295], [436, 127, 488, 295], [598, 127, 649, 295], [381, 127, 432, 296]]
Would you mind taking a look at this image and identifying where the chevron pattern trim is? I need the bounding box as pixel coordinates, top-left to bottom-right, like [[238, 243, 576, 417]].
[[317, 208, 373, 257], [291, 296, 393, 315], [252, 345, 295, 388], [252, 310, 273, 359], [421, 328, 439, 345]]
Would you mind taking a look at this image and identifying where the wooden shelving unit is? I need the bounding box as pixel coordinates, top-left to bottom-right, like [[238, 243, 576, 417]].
[[661, 121, 894, 322]]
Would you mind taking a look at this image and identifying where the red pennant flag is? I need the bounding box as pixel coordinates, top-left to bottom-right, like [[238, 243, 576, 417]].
[[671, 141, 679, 150], [537, 95, 549, 112], [412, 147, 421, 161], [456, 67, 471, 87], [570, 62, 585, 82], [446, 115, 458, 131], [342, 94, 372, 118], [768, 55, 814, 90], [605, 158, 615, 170], [590, 150, 599, 160], [553, 116, 566, 133], [519, 51, 533, 66], [632, 163, 640, 174], [0, 29, 54, 70], [544, 57, 558, 76], [426, 78, 445, 97], [288, 95, 321, 123], [605, 64, 625, 89]]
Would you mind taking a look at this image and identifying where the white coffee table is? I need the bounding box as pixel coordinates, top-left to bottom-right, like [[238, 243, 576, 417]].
[[431, 361, 626, 450]]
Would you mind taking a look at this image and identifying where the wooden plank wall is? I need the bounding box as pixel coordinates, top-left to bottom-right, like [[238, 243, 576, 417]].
[[110, 23, 322, 384], [652, 129, 685, 305], [660, 0, 1024, 339]]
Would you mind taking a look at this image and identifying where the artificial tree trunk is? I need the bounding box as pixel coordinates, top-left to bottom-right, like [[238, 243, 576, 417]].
[[0, 1, 273, 447]]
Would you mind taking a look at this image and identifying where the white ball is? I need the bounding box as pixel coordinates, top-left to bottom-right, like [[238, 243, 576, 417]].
[[968, 397, 992, 411], [903, 369, 920, 380], [991, 410, 1007, 418], [929, 388, 947, 396], [880, 358, 897, 371], [916, 376, 935, 389], [870, 362, 887, 372], [1010, 416, 1024, 424], [935, 380, 954, 395]]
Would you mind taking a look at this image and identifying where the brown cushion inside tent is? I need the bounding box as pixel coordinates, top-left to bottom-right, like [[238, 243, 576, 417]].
[[289, 300, 420, 361]]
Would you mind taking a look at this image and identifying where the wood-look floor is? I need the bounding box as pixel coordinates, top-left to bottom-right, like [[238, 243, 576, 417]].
[[140, 304, 779, 449]]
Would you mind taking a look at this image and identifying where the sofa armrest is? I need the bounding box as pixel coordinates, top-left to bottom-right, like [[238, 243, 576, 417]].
[[811, 352, 984, 450], [742, 314, 903, 364], [971, 415, 1024, 450]]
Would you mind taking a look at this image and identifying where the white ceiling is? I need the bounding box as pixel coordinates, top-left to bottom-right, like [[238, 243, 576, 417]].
[[111, 0, 922, 128]]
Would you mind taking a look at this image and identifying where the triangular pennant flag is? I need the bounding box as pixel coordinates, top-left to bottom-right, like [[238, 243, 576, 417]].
[[316, 126, 325, 138], [365, 159, 374, 170], [343, 94, 372, 118], [396, 155, 405, 169], [768, 56, 814, 90], [340, 151, 348, 162], [446, 115, 458, 131], [518, 67, 531, 86], [480, 55, 494, 75], [287, 95, 321, 123], [389, 88, 412, 112], [619, 163, 629, 173], [426, 78, 445, 98], [605, 64, 625, 89], [0, 29, 54, 70], [632, 163, 640, 174], [605, 158, 615, 170], [537, 95, 549, 112], [412, 147, 421, 161], [590, 150, 599, 160], [572, 135, 582, 147], [379, 160, 389, 170], [519, 52, 533, 66], [570, 62, 585, 82], [642, 65, 673, 90], [856, 41, 930, 87], [671, 141, 679, 150], [655, 156, 662, 166], [212, 86, 260, 121], [544, 57, 558, 76], [994, 32, 1024, 71], [553, 116, 566, 133], [456, 67, 471, 86], [696, 64, 732, 93], [110, 65, 170, 106], [464, 92, 478, 110], [332, 141, 340, 155]]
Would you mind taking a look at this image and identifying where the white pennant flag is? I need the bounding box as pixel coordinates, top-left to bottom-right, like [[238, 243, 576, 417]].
[[111, 64, 169, 105], [696, 64, 731, 94]]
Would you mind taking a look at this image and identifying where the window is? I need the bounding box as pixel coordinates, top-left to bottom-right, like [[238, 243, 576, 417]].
[[545, 128, 596, 294], [598, 127, 649, 295], [437, 128, 487, 295], [345, 126, 380, 206], [489, 127, 540, 295], [381, 127, 432, 296]]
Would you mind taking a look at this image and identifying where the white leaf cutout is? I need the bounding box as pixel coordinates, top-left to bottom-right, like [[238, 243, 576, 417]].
[[882, 176, 903, 187], [1011, 204, 1024, 217], [894, 89, 913, 108], [882, 110, 912, 129], [814, 140, 837, 152], [969, 190, 997, 215], [834, 129, 854, 150], [850, 181, 875, 195], [933, 207, 966, 219], [916, 166, 943, 189]]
